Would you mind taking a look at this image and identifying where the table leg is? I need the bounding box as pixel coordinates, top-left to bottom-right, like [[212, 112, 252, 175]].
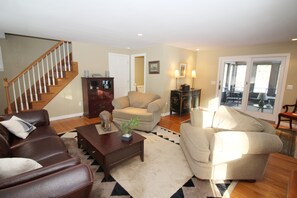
[[140, 141, 144, 161]]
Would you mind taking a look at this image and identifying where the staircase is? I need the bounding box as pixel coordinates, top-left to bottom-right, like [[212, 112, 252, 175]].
[[3, 41, 78, 114]]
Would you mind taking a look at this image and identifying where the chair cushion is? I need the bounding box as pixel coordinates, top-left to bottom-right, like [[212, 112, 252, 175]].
[[0, 157, 42, 179], [128, 91, 160, 108], [213, 106, 264, 132], [112, 107, 154, 122]]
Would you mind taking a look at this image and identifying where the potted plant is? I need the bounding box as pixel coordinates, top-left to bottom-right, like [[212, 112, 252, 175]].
[[120, 117, 139, 141]]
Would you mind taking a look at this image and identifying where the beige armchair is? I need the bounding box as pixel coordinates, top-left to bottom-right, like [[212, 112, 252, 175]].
[[180, 106, 283, 180], [112, 91, 165, 131]]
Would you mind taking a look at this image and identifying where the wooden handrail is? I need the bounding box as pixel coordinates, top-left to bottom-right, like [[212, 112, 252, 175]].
[[7, 40, 65, 85]]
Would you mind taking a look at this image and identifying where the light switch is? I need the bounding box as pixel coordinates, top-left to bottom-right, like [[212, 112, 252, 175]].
[[287, 85, 293, 90]]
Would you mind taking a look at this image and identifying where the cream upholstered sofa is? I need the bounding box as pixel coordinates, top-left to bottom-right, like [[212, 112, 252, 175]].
[[112, 91, 165, 131], [180, 106, 283, 180]]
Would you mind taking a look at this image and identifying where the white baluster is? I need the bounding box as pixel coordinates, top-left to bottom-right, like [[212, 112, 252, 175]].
[[22, 74, 29, 110], [54, 49, 59, 78], [58, 45, 63, 78], [18, 78, 24, 111], [37, 61, 42, 94], [28, 71, 33, 102], [63, 42, 67, 71], [12, 82, 18, 113], [46, 54, 51, 86], [67, 42, 71, 71], [32, 65, 38, 101], [41, 59, 47, 93], [50, 52, 55, 85]]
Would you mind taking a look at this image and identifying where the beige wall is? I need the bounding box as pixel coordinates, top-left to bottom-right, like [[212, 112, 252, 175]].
[[195, 42, 297, 110], [0, 35, 58, 114], [44, 41, 130, 117], [132, 45, 196, 112]]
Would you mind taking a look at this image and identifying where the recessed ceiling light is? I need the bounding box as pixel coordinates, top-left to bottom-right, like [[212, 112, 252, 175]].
[[137, 33, 143, 37], [196, 48, 200, 51], [292, 38, 297, 41], [126, 47, 131, 49]]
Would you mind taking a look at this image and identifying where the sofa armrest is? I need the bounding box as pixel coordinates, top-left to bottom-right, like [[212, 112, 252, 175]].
[[210, 131, 283, 164], [0, 164, 93, 198], [112, 96, 130, 109], [0, 157, 81, 189], [190, 109, 214, 128], [147, 99, 165, 113], [0, 109, 50, 127]]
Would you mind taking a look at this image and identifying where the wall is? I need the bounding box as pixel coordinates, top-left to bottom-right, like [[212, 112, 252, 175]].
[[44, 41, 130, 117], [132, 45, 196, 112], [195, 42, 297, 110], [0, 35, 58, 114]]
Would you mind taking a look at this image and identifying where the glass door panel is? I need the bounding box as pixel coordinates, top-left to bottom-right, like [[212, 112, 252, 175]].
[[246, 60, 280, 114], [219, 61, 247, 109]]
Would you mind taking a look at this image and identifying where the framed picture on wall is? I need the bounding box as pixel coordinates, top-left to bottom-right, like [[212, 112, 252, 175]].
[[180, 63, 187, 78], [148, 61, 160, 74]]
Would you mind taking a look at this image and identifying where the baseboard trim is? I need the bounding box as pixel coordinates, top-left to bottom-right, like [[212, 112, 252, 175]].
[[50, 112, 83, 121]]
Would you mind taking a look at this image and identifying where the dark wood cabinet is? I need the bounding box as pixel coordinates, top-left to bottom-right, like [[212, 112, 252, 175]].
[[82, 77, 114, 118], [170, 89, 201, 116]]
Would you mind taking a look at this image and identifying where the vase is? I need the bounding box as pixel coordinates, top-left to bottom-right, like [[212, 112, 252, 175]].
[[121, 133, 133, 141]]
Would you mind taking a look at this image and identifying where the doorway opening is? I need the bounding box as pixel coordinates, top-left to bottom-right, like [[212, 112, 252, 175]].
[[131, 54, 146, 93]]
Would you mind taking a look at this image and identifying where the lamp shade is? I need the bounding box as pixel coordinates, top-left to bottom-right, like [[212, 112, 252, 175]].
[[191, 70, 196, 78], [257, 93, 267, 100], [174, 69, 179, 78]]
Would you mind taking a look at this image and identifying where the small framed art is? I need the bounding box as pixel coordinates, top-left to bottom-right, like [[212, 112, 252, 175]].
[[148, 61, 160, 74], [180, 63, 187, 78]]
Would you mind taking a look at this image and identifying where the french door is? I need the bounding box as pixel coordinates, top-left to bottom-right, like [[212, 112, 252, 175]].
[[217, 54, 289, 121]]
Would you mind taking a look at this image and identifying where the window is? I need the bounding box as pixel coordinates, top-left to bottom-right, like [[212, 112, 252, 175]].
[[253, 65, 272, 93]]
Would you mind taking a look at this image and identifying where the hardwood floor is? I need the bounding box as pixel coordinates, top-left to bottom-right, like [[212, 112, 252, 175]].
[[51, 113, 297, 198]]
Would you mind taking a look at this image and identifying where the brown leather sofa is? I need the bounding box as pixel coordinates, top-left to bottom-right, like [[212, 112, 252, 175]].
[[0, 109, 93, 198]]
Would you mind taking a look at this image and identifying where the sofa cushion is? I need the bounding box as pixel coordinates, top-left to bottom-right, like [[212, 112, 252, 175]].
[[112, 107, 154, 122], [128, 91, 160, 108], [0, 134, 10, 157], [0, 157, 42, 179], [10, 125, 58, 149], [212, 106, 264, 132], [190, 109, 214, 128], [11, 136, 68, 162], [0, 116, 36, 139]]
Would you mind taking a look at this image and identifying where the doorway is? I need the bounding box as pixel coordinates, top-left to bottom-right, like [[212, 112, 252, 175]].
[[131, 54, 146, 93], [108, 53, 130, 98], [217, 54, 289, 121]]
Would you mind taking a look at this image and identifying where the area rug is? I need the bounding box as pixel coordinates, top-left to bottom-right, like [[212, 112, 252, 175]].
[[276, 128, 297, 158], [61, 126, 236, 198]]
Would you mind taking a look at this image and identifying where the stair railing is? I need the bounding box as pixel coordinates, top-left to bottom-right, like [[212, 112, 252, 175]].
[[3, 41, 72, 114]]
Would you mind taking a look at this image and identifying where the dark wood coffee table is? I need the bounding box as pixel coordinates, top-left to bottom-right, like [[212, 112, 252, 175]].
[[76, 124, 146, 178]]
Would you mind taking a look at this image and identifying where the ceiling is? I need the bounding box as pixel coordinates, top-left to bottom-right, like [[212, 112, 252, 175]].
[[0, 0, 297, 51]]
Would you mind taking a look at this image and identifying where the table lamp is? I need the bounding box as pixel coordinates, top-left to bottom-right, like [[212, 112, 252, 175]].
[[174, 70, 179, 90], [191, 70, 196, 89]]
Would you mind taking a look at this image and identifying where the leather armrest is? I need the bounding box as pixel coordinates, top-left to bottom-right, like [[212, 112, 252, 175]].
[[0, 164, 93, 198], [0, 157, 81, 189]]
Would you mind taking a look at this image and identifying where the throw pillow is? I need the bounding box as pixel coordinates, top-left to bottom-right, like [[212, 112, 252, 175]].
[[212, 106, 264, 132], [0, 157, 42, 179], [0, 116, 36, 139]]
